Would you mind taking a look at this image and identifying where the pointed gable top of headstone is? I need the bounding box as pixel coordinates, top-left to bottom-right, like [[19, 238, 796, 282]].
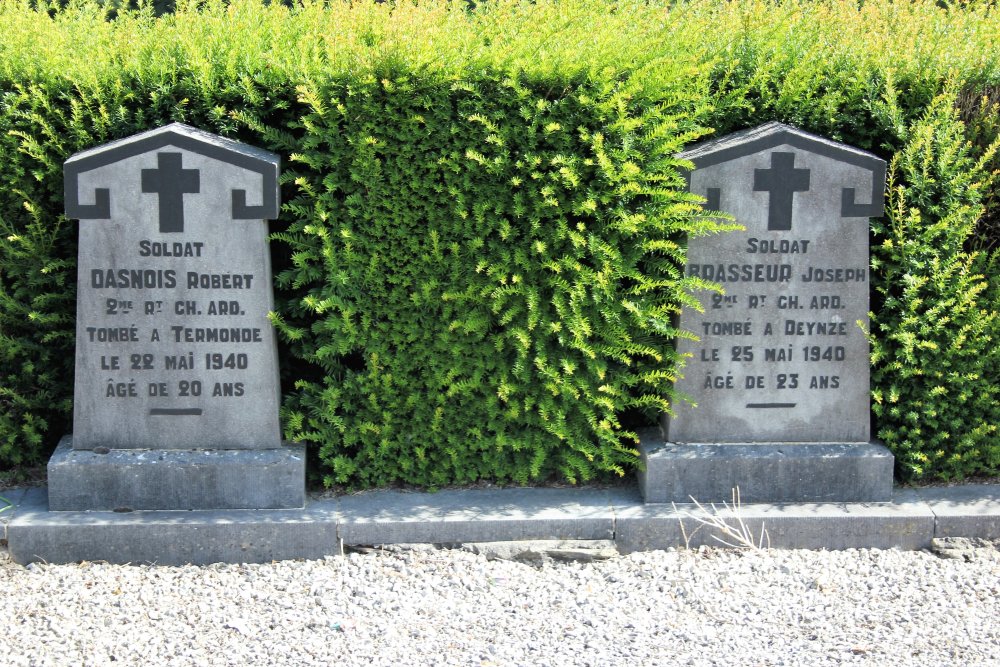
[[679, 121, 886, 219], [64, 122, 280, 222]]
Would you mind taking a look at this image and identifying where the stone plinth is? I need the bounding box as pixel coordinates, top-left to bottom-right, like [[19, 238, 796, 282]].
[[47, 436, 305, 511], [638, 431, 893, 504]]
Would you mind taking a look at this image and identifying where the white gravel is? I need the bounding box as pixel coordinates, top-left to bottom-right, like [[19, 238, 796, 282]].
[[1, 544, 998, 666]]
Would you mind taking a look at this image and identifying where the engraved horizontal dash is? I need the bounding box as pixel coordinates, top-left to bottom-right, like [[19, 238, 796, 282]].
[[745, 403, 796, 409], [149, 408, 203, 416]]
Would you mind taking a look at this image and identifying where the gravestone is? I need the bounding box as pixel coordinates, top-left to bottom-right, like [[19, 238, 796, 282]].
[[639, 122, 894, 504], [47, 123, 304, 511]]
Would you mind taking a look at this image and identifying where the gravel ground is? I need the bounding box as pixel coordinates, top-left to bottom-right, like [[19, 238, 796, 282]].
[[0, 543, 998, 666]]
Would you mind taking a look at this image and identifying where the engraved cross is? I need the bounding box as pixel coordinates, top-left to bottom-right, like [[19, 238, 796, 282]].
[[141, 152, 200, 233], [753, 151, 810, 231]]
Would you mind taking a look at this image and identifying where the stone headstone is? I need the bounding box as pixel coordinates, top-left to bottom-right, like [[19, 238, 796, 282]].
[[639, 122, 894, 504], [47, 123, 304, 511], [66, 123, 281, 450]]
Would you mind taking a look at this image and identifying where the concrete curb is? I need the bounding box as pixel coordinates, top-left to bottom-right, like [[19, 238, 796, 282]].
[[5, 483, 1000, 566], [338, 487, 623, 546], [615, 496, 935, 552], [900, 485, 1000, 539], [0, 487, 27, 547]]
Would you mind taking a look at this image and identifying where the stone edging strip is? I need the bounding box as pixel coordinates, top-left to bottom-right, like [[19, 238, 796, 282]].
[[4, 485, 999, 566]]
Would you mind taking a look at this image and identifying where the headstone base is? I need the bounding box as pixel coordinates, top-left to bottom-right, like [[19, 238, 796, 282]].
[[638, 430, 893, 504], [47, 436, 305, 511]]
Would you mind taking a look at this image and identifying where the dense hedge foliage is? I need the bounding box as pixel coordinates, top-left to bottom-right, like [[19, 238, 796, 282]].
[[870, 96, 1000, 479], [273, 77, 720, 486], [0, 0, 998, 484]]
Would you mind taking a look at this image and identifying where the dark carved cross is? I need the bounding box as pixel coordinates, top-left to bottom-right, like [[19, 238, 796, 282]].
[[141, 152, 200, 233], [753, 151, 810, 231]]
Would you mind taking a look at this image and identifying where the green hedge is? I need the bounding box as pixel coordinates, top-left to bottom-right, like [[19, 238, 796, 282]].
[[273, 74, 721, 486], [0, 0, 998, 484], [870, 95, 1000, 480]]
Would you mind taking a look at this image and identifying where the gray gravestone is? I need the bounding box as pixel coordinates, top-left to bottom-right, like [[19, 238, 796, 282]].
[[639, 122, 894, 504], [46, 123, 304, 510]]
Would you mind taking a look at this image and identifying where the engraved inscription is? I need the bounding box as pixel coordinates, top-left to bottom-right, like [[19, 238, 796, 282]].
[[671, 123, 885, 443], [83, 238, 260, 415]]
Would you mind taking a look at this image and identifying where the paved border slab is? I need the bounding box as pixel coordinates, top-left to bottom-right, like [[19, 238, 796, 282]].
[[0, 487, 28, 546], [614, 493, 934, 553], [5, 483, 1000, 565], [337, 487, 623, 545], [909, 485, 1000, 540]]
